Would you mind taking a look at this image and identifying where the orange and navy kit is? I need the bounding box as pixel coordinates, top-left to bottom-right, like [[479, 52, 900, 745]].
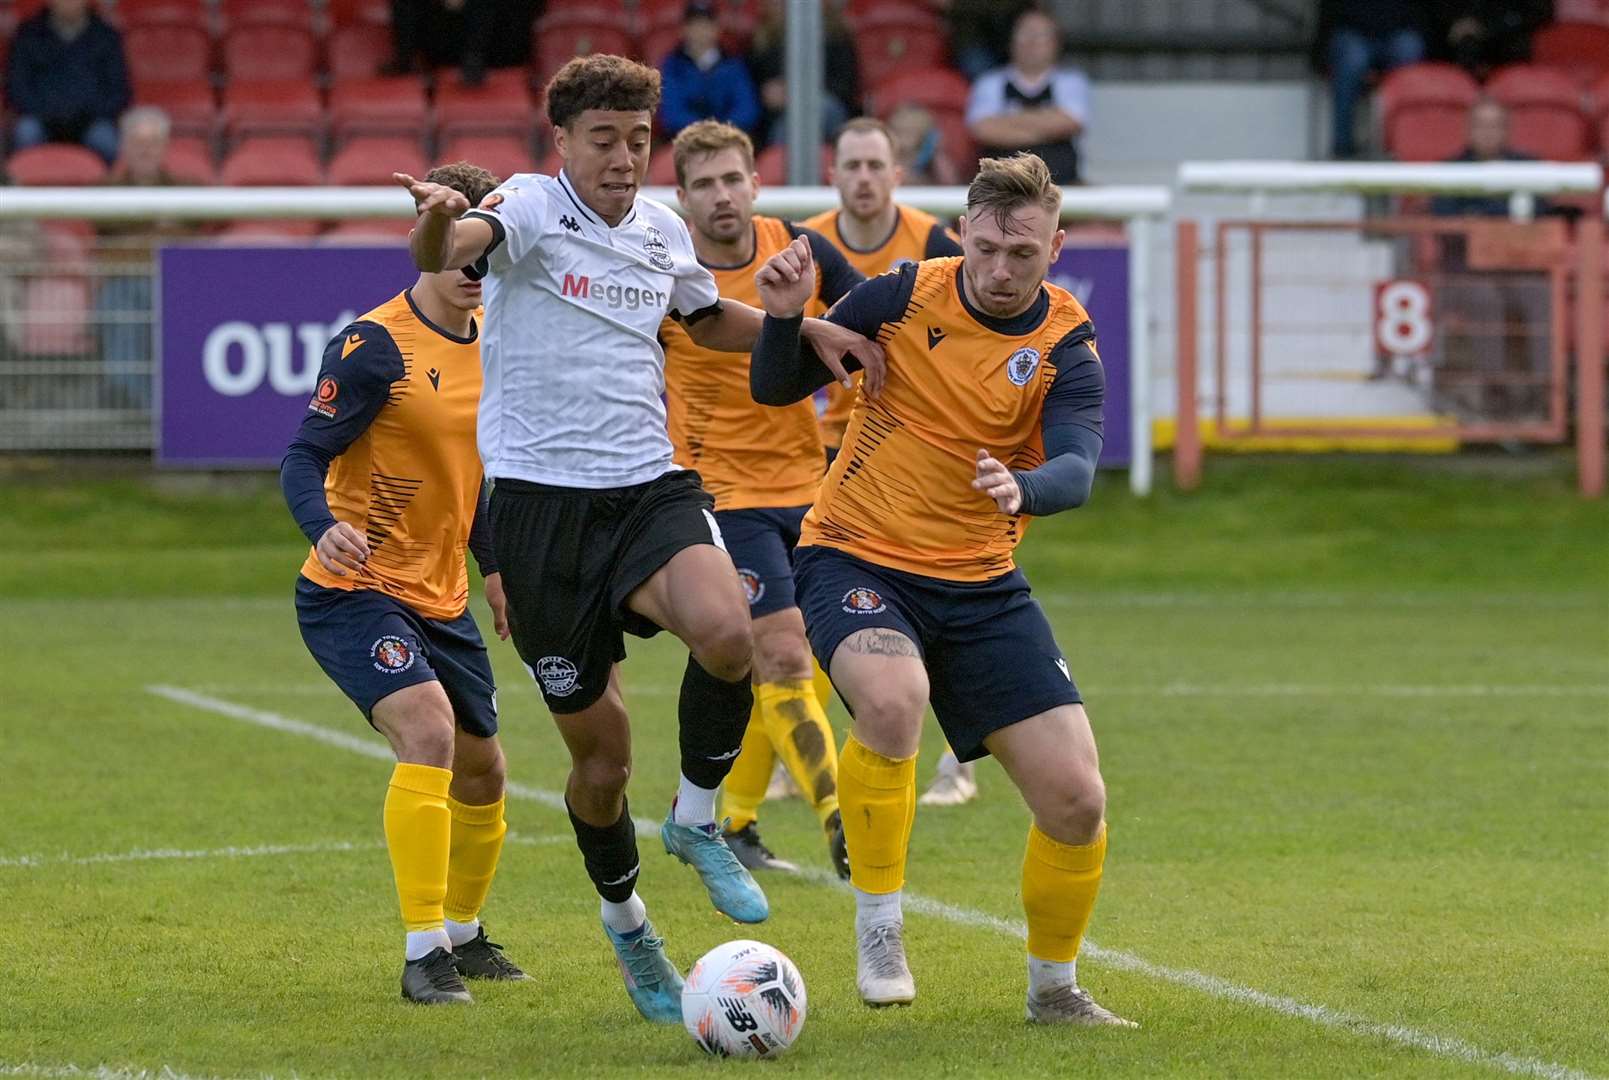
[[661, 215, 861, 618], [752, 257, 1106, 762], [800, 204, 962, 451], [281, 289, 499, 732]]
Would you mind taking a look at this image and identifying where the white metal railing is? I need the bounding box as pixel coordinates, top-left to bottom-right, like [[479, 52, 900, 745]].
[[0, 182, 1173, 495]]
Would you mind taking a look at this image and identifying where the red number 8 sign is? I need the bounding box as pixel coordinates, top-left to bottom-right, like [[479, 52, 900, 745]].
[[1374, 279, 1434, 359]]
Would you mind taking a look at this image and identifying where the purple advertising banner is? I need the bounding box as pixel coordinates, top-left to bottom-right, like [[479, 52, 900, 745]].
[[1047, 244, 1130, 467], [158, 245, 416, 466], [159, 242, 1132, 467]]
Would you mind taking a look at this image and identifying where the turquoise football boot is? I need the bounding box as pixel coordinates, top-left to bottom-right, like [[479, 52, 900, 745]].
[[604, 918, 684, 1024], [660, 809, 770, 924]]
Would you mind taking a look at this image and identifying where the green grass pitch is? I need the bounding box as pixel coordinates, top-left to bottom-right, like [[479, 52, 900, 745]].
[[1, 456, 1605, 1079]]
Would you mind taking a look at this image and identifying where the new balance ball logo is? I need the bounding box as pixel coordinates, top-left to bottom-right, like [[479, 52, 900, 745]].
[[560, 274, 671, 313]]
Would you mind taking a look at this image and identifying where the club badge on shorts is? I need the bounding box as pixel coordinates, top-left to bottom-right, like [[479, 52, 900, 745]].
[[535, 655, 579, 697], [841, 587, 887, 615], [371, 635, 416, 674], [738, 568, 765, 606]]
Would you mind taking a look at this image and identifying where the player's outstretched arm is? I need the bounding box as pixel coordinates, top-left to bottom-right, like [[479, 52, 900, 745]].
[[751, 236, 885, 397], [394, 172, 494, 272]]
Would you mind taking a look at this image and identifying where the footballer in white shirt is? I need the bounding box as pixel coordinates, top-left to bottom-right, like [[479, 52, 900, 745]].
[[395, 53, 881, 1026]]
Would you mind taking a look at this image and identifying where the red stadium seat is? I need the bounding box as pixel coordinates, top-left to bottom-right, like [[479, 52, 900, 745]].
[[754, 142, 831, 184], [132, 79, 217, 138], [321, 218, 417, 242], [439, 134, 536, 183], [537, 145, 564, 176], [326, 0, 389, 27], [328, 76, 429, 141], [220, 0, 314, 30], [643, 25, 683, 68], [1376, 62, 1480, 162], [851, 9, 948, 74], [1531, 23, 1609, 88], [865, 67, 971, 118], [435, 70, 535, 141], [124, 24, 212, 83], [328, 136, 427, 185], [222, 80, 323, 141], [161, 135, 216, 182], [930, 109, 978, 179], [217, 220, 324, 240], [327, 23, 392, 80], [222, 25, 319, 81], [647, 149, 681, 186], [219, 136, 324, 185], [115, 0, 207, 28], [532, 14, 636, 88], [6, 144, 109, 185], [1486, 65, 1592, 160]]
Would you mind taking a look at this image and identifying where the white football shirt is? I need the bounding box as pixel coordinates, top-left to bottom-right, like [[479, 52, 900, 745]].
[[463, 170, 721, 489]]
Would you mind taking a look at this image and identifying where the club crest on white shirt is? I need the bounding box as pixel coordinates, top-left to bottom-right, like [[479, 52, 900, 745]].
[[643, 225, 674, 270]]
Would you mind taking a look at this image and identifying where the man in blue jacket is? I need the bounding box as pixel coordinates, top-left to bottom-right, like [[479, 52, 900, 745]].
[[6, 0, 131, 164], [658, 1, 761, 139]]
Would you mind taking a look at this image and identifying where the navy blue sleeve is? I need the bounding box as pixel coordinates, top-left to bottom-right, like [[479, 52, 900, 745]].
[[923, 223, 963, 259], [788, 222, 866, 307], [279, 323, 403, 544], [749, 267, 915, 405], [467, 484, 498, 576], [1012, 330, 1104, 516]]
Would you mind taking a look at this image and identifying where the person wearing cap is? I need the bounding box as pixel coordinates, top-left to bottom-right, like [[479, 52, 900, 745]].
[[658, 0, 762, 139]]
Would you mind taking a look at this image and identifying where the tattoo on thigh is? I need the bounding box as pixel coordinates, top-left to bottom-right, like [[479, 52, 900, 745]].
[[844, 629, 919, 658]]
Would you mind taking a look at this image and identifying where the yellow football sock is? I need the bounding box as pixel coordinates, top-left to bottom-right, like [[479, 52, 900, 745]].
[[720, 711, 775, 831], [756, 679, 840, 829], [812, 662, 835, 713], [443, 793, 506, 924], [383, 762, 452, 933], [1022, 822, 1107, 962], [838, 733, 916, 894]]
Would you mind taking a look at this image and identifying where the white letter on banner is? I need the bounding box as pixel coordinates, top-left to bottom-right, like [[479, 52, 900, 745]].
[[202, 321, 266, 397], [263, 324, 303, 395]]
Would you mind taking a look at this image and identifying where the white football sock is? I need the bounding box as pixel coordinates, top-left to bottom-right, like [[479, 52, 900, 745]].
[[854, 887, 904, 936], [1028, 954, 1077, 994], [444, 917, 480, 948], [601, 892, 647, 935], [936, 750, 961, 775], [405, 927, 451, 961], [673, 774, 718, 827]]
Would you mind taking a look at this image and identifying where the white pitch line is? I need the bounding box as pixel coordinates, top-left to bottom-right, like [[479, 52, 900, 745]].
[[0, 1064, 239, 1080], [0, 833, 568, 871], [145, 685, 1605, 1080]]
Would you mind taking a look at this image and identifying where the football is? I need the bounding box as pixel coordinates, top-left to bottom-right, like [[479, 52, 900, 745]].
[[681, 940, 807, 1058]]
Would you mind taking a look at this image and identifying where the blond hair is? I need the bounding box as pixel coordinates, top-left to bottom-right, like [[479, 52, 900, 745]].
[[671, 119, 755, 186], [965, 153, 1061, 230], [833, 116, 895, 158]]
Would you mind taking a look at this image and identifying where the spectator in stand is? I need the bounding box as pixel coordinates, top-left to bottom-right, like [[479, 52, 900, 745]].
[[887, 103, 963, 185], [383, 0, 540, 87], [1315, 0, 1427, 159], [4, 0, 131, 165], [1426, 98, 1551, 416], [748, 0, 859, 147], [95, 108, 189, 409], [1433, 1, 1553, 76], [940, 0, 1034, 80], [659, 0, 762, 139], [965, 8, 1089, 185]]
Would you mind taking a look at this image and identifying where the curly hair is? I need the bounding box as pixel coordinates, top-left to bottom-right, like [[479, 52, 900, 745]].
[[421, 161, 502, 209], [544, 54, 662, 129]]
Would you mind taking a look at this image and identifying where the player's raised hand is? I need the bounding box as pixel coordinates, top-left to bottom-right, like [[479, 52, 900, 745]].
[[315, 521, 370, 576], [484, 571, 511, 640], [755, 235, 816, 318], [394, 172, 469, 218], [971, 449, 1022, 514], [803, 318, 885, 395]]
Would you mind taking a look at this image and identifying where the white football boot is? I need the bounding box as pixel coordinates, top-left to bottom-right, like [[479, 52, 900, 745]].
[[1026, 984, 1138, 1027], [918, 752, 977, 807], [856, 923, 916, 1006]]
